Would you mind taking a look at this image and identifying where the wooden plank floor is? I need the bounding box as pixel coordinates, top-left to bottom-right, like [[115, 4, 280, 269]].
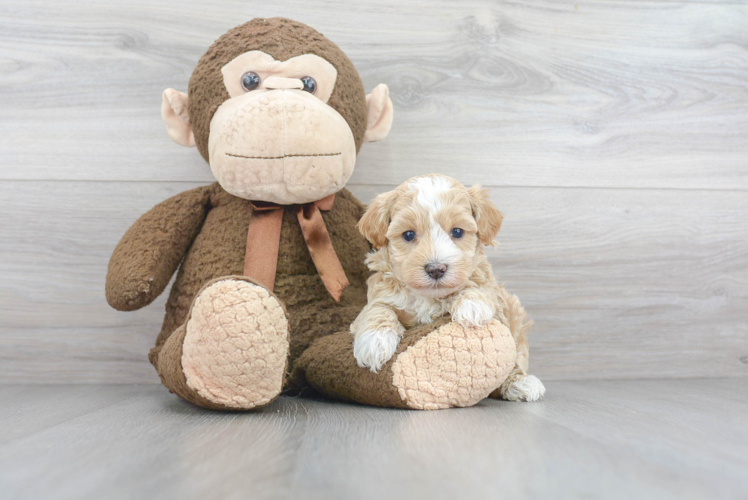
[[1, 379, 746, 500]]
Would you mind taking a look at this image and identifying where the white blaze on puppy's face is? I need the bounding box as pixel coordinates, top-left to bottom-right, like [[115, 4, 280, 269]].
[[412, 176, 451, 213], [411, 176, 463, 269], [382, 175, 483, 297]]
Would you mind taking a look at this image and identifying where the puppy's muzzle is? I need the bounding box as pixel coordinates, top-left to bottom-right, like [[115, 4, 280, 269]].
[[425, 263, 447, 280]]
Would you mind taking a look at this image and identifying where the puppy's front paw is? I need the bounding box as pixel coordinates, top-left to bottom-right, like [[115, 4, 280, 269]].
[[452, 299, 495, 327], [353, 329, 401, 373]]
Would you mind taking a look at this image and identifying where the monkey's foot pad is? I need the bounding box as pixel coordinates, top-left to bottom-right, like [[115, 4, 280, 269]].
[[392, 320, 517, 410], [181, 279, 289, 409]]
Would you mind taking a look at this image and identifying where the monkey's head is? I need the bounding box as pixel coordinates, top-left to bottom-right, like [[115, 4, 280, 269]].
[[161, 18, 393, 204]]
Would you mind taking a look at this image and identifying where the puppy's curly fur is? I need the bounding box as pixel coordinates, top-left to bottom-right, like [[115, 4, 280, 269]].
[[351, 175, 545, 402]]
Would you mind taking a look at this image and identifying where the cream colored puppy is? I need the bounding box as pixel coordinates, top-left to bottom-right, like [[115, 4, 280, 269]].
[[351, 174, 545, 402]]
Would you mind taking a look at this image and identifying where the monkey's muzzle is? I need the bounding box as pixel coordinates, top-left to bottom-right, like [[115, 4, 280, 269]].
[[208, 90, 357, 205]]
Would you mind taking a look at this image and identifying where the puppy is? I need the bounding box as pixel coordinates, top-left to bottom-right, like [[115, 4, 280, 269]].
[[351, 174, 545, 402]]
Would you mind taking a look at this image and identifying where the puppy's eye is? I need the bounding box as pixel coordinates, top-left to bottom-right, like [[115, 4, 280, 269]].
[[241, 72, 261, 91], [451, 228, 464, 239], [402, 230, 416, 242], [301, 76, 316, 93]]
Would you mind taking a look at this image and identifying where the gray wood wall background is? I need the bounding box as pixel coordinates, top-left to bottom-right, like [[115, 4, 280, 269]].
[[1, 0, 746, 384]]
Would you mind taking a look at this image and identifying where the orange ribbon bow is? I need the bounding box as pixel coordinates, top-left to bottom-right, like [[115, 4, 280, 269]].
[[243, 194, 349, 302]]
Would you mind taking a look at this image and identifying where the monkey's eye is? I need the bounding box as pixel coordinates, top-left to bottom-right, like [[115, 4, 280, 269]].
[[301, 76, 317, 94], [403, 230, 416, 242], [451, 228, 464, 239], [241, 72, 261, 92]]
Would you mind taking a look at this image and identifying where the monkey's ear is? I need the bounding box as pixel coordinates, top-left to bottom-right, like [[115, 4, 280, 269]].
[[468, 185, 504, 246], [363, 84, 394, 143], [358, 190, 398, 248], [161, 89, 196, 147]]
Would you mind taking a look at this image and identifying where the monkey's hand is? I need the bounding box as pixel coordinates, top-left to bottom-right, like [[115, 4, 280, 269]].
[[105, 185, 212, 311]]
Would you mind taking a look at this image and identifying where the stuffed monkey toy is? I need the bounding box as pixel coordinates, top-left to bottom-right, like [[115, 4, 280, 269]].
[[106, 18, 519, 410]]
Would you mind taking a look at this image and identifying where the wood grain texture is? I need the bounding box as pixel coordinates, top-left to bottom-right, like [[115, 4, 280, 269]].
[[1, 181, 746, 383], [0, 0, 747, 189], [0, 380, 746, 500], [0, 385, 145, 445]]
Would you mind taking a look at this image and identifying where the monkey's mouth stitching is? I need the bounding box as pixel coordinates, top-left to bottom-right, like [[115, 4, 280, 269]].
[[226, 152, 342, 160]]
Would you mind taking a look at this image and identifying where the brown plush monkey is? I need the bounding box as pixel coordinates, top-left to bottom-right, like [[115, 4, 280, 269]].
[[106, 18, 517, 411]]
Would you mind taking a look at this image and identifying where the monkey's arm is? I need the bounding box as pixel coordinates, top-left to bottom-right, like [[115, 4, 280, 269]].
[[105, 185, 213, 311]]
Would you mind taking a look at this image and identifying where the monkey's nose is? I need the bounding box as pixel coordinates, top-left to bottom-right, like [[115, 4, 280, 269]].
[[263, 76, 304, 90], [425, 263, 447, 280]]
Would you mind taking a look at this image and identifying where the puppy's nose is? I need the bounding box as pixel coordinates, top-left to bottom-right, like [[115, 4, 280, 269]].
[[425, 263, 447, 280]]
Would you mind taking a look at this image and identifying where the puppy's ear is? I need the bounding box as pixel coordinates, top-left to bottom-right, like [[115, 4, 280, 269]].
[[358, 190, 398, 248], [468, 185, 504, 246]]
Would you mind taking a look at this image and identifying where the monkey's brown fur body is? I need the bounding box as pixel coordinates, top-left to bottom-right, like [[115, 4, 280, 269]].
[[108, 183, 372, 408], [106, 18, 519, 411]]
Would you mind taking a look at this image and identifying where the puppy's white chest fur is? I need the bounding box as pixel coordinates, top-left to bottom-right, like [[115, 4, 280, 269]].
[[381, 289, 451, 327]]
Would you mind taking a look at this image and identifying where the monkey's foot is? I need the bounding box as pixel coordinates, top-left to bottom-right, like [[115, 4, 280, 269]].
[[296, 318, 517, 410], [157, 277, 289, 410], [390, 320, 517, 410]]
